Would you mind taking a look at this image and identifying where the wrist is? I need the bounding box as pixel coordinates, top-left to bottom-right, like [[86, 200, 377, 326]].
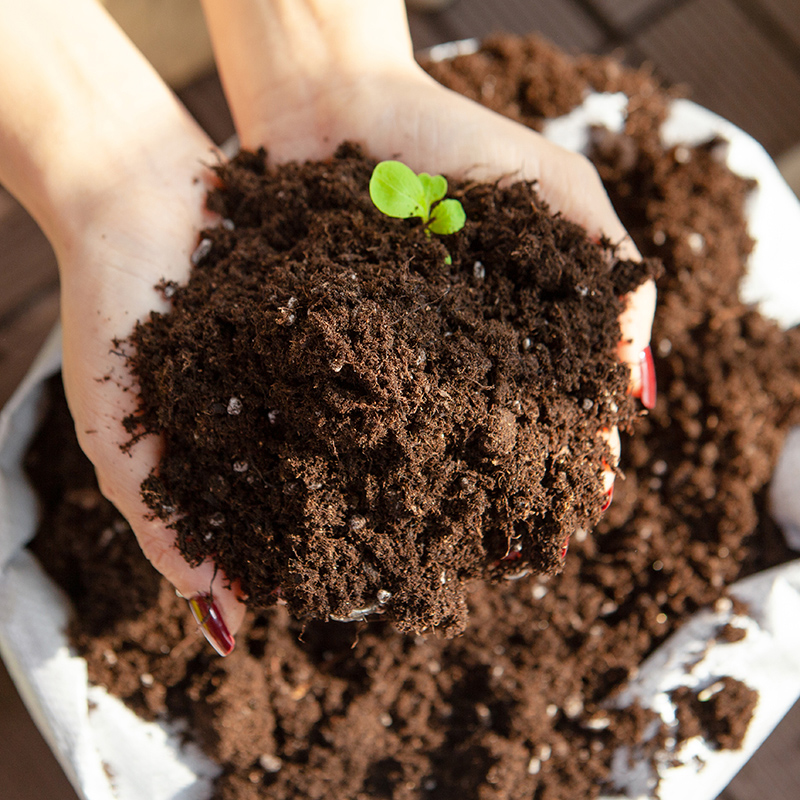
[[0, 0, 206, 256], [203, 0, 415, 73], [201, 0, 420, 148]]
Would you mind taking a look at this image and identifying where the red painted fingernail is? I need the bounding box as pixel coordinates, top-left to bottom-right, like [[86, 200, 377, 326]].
[[560, 536, 570, 559], [188, 593, 235, 656], [601, 485, 614, 512], [638, 346, 657, 410]]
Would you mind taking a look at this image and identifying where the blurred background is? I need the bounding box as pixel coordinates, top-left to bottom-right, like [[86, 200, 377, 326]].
[[2, 0, 799, 798]]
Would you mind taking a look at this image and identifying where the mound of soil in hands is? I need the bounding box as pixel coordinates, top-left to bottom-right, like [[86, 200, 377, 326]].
[[121, 144, 648, 635], [26, 33, 800, 800]]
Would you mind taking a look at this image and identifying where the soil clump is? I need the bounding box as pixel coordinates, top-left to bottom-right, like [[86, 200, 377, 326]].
[[121, 144, 648, 635], [26, 33, 800, 800]]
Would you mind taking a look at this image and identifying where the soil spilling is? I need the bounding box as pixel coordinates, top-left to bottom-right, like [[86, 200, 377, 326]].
[[121, 144, 649, 635], [27, 33, 800, 800]]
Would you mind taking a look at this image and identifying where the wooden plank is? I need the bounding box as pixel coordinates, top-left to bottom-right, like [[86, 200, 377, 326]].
[[0, 193, 58, 323], [408, 0, 608, 53], [721, 698, 800, 799], [744, 0, 800, 54], [777, 142, 800, 200], [102, 0, 214, 89], [0, 185, 15, 218], [408, 8, 462, 52], [0, 288, 60, 409], [176, 71, 236, 148], [634, 0, 800, 156], [587, 0, 674, 31]]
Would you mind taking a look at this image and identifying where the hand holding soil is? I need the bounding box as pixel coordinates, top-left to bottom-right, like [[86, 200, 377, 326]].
[[166, 0, 656, 648], [0, 0, 247, 643], [0, 0, 657, 656]]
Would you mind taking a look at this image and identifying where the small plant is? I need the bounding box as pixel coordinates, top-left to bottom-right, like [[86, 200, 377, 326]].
[[369, 161, 466, 237]]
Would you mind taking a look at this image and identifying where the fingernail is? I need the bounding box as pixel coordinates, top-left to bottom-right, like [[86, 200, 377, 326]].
[[601, 485, 614, 512], [188, 593, 235, 656], [638, 345, 657, 410], [560, 535, 571, 559]]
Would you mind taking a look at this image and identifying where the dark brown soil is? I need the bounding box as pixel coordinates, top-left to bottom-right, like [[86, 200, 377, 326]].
[[671, 678, 759, 751], [26, 33, 800, 800], [121, 144, 650, 635]]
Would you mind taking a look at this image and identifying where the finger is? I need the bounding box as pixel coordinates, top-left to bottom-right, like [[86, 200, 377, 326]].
[[599, 426, 620, 511], [92, 433, 246, 655], [617, 278, 657, 407]]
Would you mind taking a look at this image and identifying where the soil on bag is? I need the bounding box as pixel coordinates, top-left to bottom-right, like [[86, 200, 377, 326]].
[[120, 143, 650, 635], [27, 33, 800, 800]]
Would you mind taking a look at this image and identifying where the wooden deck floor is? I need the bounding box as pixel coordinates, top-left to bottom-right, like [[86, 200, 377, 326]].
[[2, 1, 800, 798]]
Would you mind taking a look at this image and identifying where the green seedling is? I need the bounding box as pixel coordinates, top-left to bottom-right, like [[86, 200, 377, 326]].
[[369, 161, 466, 236]]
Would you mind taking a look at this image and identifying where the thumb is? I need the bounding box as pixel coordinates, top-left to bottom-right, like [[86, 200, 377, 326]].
[[535, 148, 658, 406], [617, 278, 657, 407]]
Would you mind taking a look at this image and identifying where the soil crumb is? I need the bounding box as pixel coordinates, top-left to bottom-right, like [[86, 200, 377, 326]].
[[671, 678, 759, 751]]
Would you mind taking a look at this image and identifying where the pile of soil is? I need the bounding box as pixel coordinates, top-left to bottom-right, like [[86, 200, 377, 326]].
[[27, 33, 800, 800], [121, 145, 649, 635]]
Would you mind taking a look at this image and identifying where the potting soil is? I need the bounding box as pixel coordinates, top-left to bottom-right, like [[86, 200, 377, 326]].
[[26, 33, 800, 800]]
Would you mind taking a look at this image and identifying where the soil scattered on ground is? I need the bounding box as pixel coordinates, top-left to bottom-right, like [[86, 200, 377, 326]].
[[27, 33, 800, 800], [671, 678, 759, 751]]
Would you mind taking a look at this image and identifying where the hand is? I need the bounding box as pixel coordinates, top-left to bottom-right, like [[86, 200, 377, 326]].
[[0, 0, 245, 654], [201, 0, 657, 504], [59, 128, 249, 655]]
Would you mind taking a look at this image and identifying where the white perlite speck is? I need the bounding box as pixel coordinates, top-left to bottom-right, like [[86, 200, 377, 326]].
[[687, 232, 705, 253], [259, 754, 282, 773], [191, 238, 212, 265], [349, 514, 366, 531], [674, 145, 691, 163]]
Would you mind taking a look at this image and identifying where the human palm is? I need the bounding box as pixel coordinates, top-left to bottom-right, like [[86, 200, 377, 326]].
[[58, 124, 248, 638]]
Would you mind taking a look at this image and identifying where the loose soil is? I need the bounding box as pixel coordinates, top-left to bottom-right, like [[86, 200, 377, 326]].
[[27, 33, 800, 800], [121, 144, 650, 635]]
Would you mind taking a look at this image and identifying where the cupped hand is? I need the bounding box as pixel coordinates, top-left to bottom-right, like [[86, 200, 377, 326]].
[[0, 0, 248, 654], [56, 115, 247, 654], [202, 0, 656, 505]]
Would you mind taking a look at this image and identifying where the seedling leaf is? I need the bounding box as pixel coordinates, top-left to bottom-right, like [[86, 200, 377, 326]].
[[428, 198, 467, 235], [369, 161, 426, 219], [418, 173, 448, 209], [369, 160, 467, 252]]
